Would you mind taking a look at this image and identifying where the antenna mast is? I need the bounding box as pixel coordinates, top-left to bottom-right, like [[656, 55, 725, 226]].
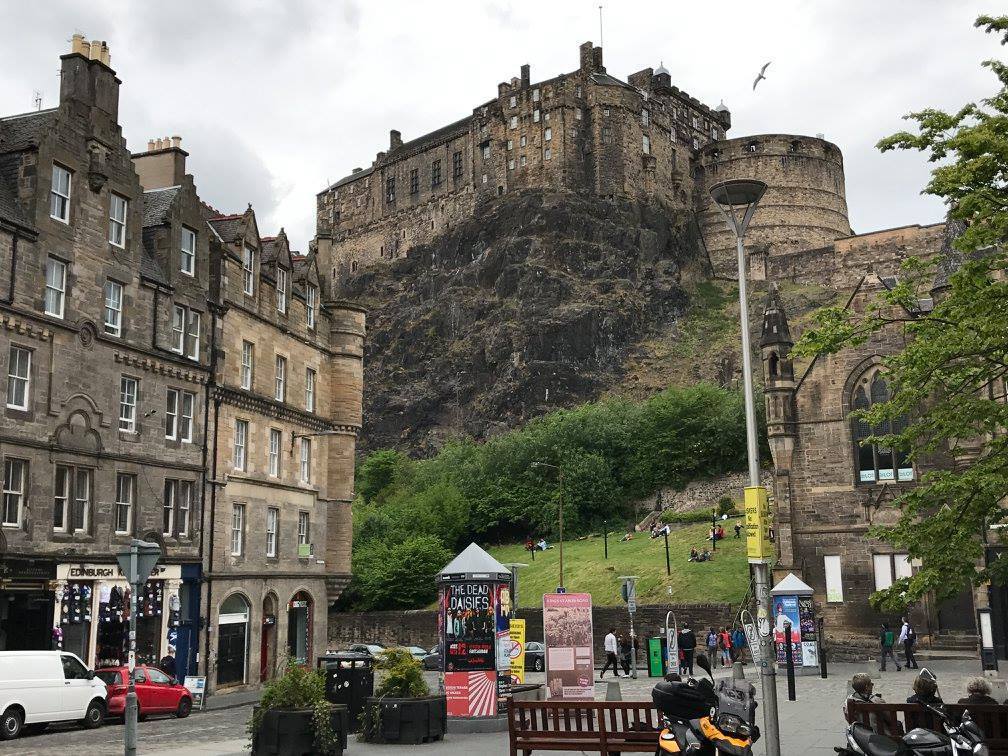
[[32, 90, 42, 111]]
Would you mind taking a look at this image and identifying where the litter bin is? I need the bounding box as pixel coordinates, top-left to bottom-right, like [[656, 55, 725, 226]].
[[318, 652, 374, 731], [648, 637, 667, 677]]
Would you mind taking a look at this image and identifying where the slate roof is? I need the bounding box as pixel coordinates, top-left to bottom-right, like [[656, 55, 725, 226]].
[[0, 108, 58, 151], [142, 186, 180, 227], [139, 230, 169, 286], [436, 542, 512, 582], [207, 214, 244, 243], [261, 236, 279, 265], [0, 153, 30, 230]]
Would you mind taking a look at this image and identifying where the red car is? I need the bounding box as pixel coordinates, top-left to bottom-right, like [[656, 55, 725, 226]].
[[95, 665, 193, 720]]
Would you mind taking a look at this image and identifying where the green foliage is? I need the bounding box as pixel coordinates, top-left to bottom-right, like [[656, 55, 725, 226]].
[[373, 648, 430, 699], [248, 662, 339, 755], [342, 384, 762, 611], [717, 496, 735, 516], [793, 14, 1008, 611], [661, 507, 741, 525]]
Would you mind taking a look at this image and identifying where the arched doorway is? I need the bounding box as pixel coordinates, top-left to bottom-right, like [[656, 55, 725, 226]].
[[286, 591, 313, 666], [260, 593, 278, 682], [217, 593, 250, 686]]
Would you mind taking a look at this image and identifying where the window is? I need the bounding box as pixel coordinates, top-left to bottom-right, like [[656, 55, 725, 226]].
[[119, 376, 138, 432], [242, 246, 255, 295], [170, 305, 199, 359], [166, 388, 179, 439], [61, 655, 89, 681], [480, 144, 489, 161], [266, 507, 279, 557], [115, 473, 133, 534], [643, 134, 651, 154], [692, 116, 699, 129], [544, 148, 551, 161], [873, 554, 894, 591], [532, 88, 540, 102], [298, 511, 310, 546], [641, 108, 650, 127], [507, 139, 513, 151], [44, 257, 66, 318], [234, 419, 248, 470], [520, 155, 527, 167], [576, 85, 582, 98], [181, 227, 196, 275], [509, 116, 517, 129], [385, 176, 395, 204], [575, 108, 582, 121], [603, 108, 610, 116], [109, 193, 127, 248], [163, 479, 193, 537], [508, 159, 515, 171], [509, 95, 517, 108], [300, 438, 311, 483], [167, 389, 195, 442], [2, 459, 25, 527], [275, 355, 287, 401], [276, 267, 288, 313], [171, 305, 185, 353], [520, 135, 527, 148], [852, 372, 912, 483], [231, 503, 244, 556], [186, 310, 200, 360], [692, 137, 699, 150], [533, 109, 540, 123], [409, 168, 419, 196], [454, 151, 464, 179], [54, 465, 90, 533], [6, 346, 30, 410], [50, 164, 71, 222], [103, 279, 122, 336], [602, 127, 612, 143], [306, 284, 317, 329], [824, 555, 843, 602], [147, 667, 171, 685], [431, 159, 442, 189], [544, 127, 552, 142], [305, 368, 316, 412], [268, 428, 281, 477], [241, 341, 254, 390]]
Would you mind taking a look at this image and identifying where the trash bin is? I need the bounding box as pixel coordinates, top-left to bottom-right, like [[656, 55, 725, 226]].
[[648, 637, 666, 677], [318, 652, 374, 731]]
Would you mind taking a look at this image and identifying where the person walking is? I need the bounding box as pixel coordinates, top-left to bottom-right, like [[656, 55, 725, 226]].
[[618, 633, 633, 676], [706, 627, 718, 666], [879, 622, 901, 672], [719, 627, 732, 667], [678, 625, 696, 676], [731, 624, 746, 663], [899, 616, 919, 669], [600, 627, 620, 679]]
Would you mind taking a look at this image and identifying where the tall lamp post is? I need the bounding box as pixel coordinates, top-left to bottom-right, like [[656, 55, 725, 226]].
[[709, 178, 781, 756], [532, 461, 565, 591]]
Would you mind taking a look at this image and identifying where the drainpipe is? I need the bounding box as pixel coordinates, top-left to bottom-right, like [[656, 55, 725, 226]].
[[5, 231, 17, 304], [202, 302, 223, 684]]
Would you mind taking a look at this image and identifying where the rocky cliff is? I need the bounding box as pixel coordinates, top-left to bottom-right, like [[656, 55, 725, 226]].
[[340, 190, 707, 454]]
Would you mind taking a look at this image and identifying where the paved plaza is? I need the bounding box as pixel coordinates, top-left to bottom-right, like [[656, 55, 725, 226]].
[[0, 660, 994, 755]]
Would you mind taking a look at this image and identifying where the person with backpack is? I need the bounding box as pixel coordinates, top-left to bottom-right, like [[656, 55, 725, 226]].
[[899, 616, 919, 669], [706, 627, 718, 666], [879, 622, 901, 672], [731, 624, 746, 663], [678, 625, 697, 676]]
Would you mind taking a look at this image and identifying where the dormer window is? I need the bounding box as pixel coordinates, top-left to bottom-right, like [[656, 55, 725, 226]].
[[109, 194, 127, 248], [242, 246, 255, 295], [276, 267, 288, 313], [181, 227, 196, 276]]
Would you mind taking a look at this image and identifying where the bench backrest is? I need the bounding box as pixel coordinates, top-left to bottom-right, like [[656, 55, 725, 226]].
[[847, 701, 1008, 754], [508, 699, 659, 741]]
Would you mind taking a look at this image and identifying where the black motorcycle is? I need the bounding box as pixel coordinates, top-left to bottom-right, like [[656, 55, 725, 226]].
[[838, 702, 987, 756]]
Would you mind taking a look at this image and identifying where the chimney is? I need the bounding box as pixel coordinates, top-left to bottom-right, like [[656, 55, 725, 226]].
[[592, 45, 604, 73], [520, 64, 530, 89], [131, 135, 188, 191], [60, 34, 120, 120], [389, 129, 402, 150], [579, 41, 594, 72]]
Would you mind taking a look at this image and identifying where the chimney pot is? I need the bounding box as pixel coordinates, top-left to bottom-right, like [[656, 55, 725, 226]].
[[147, 139, 156, 151], [171, 136, 182, 149], [71, 34, 88, 56]]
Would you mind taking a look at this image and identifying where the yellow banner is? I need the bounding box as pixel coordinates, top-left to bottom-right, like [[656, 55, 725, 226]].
[[509, 619, 526, 684], [744, 486, 774, 562]]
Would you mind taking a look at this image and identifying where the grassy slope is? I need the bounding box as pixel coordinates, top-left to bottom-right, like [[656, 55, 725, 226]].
[[486, 521, 749, 608]]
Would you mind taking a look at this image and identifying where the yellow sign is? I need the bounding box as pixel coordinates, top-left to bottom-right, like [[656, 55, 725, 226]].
[[744, 486, 774, 563], [509, 619, 526, 684]]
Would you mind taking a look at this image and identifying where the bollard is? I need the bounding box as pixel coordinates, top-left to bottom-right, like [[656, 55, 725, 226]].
[[605, 680, 622, 701], [783, 621, 796, 702], [732, 661, 745, 681], [818, 617, 828, 679]]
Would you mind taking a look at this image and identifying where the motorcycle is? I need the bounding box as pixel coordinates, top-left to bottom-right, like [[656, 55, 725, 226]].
[[651, 653, 760, 755]]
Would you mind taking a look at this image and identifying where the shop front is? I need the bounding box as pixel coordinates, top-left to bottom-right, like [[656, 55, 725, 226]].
[[0, 558, 57, 651], [217, 593, 251, 687], [55, 562, 182, 669]]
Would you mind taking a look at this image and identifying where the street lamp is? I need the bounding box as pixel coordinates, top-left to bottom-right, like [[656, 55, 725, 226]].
[[709, 178, 781, 756], [532, 461, 565, 591]]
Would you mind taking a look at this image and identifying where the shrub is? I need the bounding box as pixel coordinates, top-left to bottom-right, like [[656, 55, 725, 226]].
[[660, 507, 741, 525], [248, 661, 339, 755], [374, 648, 430, 698]]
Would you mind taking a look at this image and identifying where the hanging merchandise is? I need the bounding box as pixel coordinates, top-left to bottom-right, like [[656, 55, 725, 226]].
[[51, 626, 63, 650]]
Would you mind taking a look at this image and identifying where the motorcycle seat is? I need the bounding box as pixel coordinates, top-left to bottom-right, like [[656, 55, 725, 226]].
[[850, 723, 911, 756]]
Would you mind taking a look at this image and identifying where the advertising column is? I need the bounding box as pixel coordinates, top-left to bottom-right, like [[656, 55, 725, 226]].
[[442, 581, 498, 717], [543, 592, 594, 700]]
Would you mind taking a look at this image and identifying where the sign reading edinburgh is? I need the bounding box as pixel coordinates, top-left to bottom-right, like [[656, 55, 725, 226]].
[[442, 582, 495, 672]]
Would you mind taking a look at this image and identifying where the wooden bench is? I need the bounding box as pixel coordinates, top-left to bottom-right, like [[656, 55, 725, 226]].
[[507, 699, 659, 755], [847, 701, 1008, 755]]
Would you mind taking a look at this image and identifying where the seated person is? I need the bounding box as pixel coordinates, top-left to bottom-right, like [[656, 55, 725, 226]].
[[957, 677, 998, 706], [689, 547, 699, 562], [906, 671, 944, 731], [620, 531, 633, 542], [699, 548, 712, 561], [537, 538, 549, 551], [844, 673, 891, 732]]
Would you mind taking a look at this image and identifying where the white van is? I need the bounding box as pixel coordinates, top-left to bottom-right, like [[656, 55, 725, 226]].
[[0, 651, 107, 739]]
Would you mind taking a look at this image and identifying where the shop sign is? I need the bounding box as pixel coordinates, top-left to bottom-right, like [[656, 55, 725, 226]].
[[263, 614, 277, 626], [0, 558, 56, 580], [290, 600, 308, 609], [543, 592, 594, 700], [57, 562, 181, 581], [183, 676, 206, 710]]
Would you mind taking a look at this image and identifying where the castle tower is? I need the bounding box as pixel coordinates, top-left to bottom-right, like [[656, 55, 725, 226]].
[[698, 135, 852, 277], [759, 284, 799, 578]]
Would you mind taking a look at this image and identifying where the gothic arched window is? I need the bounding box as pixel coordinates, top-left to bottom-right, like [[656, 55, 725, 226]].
[[851, 372, 912, 483]]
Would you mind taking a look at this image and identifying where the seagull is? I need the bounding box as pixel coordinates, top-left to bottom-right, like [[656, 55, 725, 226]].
[[752, 61, 772, 90]]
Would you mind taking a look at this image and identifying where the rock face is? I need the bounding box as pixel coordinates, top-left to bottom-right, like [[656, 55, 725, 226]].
[[340, 190, 704, 454]]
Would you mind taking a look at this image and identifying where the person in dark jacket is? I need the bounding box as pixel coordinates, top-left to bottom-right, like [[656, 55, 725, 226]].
[[906, 671, 944, 731], [958, 677, 998, 706], [158, 647, 176, 678], [678, 625, 697, 676]]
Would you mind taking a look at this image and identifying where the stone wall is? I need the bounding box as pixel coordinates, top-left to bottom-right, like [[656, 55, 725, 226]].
[[327, 602, 734, 655]]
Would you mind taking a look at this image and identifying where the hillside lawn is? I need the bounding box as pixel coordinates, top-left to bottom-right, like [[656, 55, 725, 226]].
[[486, 521, 750, 608]]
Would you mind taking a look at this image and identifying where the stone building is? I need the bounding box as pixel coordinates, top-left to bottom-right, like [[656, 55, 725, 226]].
[[0, 37, 209, 675], [315, 41, 730, 287]]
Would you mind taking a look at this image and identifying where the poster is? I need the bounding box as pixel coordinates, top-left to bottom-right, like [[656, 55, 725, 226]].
[[182, 676, 206, 710], [543, 592, 594, 700], [801, 641, 819, 668], [445, 670, 497, 717], [772, 596, 801, 643], [509, 619, 526, 685], [442, 582, 496, 672]]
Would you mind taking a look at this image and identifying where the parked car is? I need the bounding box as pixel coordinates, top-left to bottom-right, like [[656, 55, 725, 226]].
[[0, 651, 107, 739], [95, 665, 192, 720], [421, 646, 440, 670], [400, 646, 429, 662], [347, 643, 387, 657], [524, 642, 545, 672]]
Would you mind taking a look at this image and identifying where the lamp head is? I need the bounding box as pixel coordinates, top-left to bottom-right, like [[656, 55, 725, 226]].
[[709, 179, 767, 208]]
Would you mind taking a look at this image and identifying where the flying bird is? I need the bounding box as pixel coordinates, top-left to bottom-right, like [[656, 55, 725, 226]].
[[752, 61, 772, 90]]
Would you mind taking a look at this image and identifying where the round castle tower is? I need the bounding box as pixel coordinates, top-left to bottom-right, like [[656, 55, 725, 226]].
[[697, 134, 852, 275]]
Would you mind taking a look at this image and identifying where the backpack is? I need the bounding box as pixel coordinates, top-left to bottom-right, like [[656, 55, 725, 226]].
[[907, 625, 916, 644], [884, 630, 895, 647]]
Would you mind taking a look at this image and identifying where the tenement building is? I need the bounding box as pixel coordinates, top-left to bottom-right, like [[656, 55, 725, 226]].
[[0, 36, 364, 694]]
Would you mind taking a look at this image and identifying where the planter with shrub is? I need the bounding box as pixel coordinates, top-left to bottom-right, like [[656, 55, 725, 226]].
[[249, 662, 348, 756], [359, 648, 447, 745]]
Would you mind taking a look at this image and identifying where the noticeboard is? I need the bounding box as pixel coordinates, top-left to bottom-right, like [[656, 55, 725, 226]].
[[744, 486, 774, 562], [182, 676, 206, 710]]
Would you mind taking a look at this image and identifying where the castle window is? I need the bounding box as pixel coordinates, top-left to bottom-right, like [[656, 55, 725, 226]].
[[544, 147, 551, 161], [508, 159, 515, 171], [642, 135, 651, 155], [507, 139, 513, 151], [602, 127, 612, 144], [431, 159, 442, 189], [509, 95, 517, 108], [851, 371, 913, 484], [691, 116, 699, 129], [603, 108, 610, 117], [544, 127, 552, 142], [510, 116, 518, 129], [789, 140, 802, 152], [746, 141, 758, 153], [532, 88, 540, 102], [520, 156, 527, 167], [50, 163, 71, 223], [351, 260, 358, 273], [711, 127, 719, 140], [520, 135, 527, 148], [533, 109, 540, 123], [109, 193, 127, 248], [768, 352, 780, 378], [454, 150, 465, 178], [410, 168, 419, 195], [386, 176, 395, 203], [692, 137, 699, 150], [482, 174, 488, 184], [480, 143, 490, 161], [576, 108, 583, 121], [641, 109, 649, 127], [576, 85, 582, 98]]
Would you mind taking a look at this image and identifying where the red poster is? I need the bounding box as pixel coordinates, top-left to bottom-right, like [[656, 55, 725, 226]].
[[543, 593, 594, 700], [444, 670, 497, 717]]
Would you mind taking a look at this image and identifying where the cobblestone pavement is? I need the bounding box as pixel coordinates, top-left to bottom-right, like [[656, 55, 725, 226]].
[[0, 660, 995, 755]]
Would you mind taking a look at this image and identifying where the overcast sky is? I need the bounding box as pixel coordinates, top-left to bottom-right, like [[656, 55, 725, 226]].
[[0, 1, 999, 250]]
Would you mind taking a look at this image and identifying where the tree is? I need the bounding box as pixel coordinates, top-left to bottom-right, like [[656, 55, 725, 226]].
[[792, 15, 1008, 610]]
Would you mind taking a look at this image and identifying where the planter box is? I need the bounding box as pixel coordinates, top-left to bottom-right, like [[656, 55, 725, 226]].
[[252, 704, 348, 756], [362, 695, 447, 744]]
